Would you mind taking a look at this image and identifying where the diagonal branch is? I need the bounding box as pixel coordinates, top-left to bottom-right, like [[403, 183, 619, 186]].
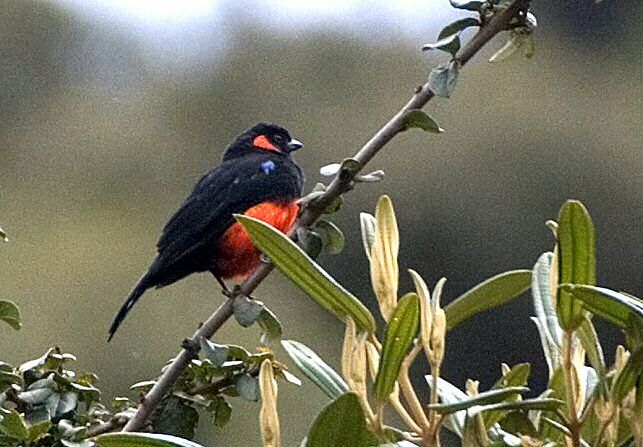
[[122, 0, 531, 432]]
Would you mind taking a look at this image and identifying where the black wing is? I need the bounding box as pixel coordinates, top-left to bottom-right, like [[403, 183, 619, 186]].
[[148, 155, 302, 284]]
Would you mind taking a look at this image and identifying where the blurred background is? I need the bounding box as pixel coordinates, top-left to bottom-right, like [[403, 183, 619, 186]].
[[1, 0, 640, 445]]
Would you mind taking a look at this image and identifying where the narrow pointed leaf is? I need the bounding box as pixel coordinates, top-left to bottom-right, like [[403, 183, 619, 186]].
[[559, 284, 643, 329], [402, 110, 443, 133], [612, 345, 643, 401], [556, 200, 596, 330], [236, 215, 375, 333], [445, 270, 532, 331], [373, 293, 420, 403], [306, 393, 379, 447], [359, 212, 376, 261], [577, 317, 607, 398], [437, 18, 480, 39], [95, 432, 206, 447], [471, 398, 565, 414], [423, 33, 461, 56], [0, 300, 21, 330], [370, 195, 400, 321], [427, 387, 528, 414], [281, 340, 348, 399], [531, 252, 562, 347]]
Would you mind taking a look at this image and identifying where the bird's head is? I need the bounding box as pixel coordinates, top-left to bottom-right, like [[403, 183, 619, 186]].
[[223, 123, 303, 160]]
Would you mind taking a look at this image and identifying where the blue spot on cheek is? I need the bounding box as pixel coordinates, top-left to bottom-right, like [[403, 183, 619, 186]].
[[261, 160, 276, 175]]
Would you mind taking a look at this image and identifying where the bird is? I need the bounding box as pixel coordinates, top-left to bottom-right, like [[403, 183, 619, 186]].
[[108, 123, 305, 341]]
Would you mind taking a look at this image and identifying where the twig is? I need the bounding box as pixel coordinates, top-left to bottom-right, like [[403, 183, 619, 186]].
[[398, 342, 430, 431], [562, 330, 582, 447], [122, 0, 531, 431]]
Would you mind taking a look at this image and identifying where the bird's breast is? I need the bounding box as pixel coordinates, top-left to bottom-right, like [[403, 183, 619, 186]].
[[215, 200, 299, 280]]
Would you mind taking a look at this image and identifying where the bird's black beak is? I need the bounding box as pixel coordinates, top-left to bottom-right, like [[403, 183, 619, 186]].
[[287, 138, 303, 152]]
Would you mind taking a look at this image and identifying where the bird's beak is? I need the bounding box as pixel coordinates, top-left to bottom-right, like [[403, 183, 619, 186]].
[[287, 138, 303, 152]]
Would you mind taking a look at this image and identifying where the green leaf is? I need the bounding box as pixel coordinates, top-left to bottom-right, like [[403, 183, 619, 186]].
[[206, 396, 232, 427], [0, 300, 21, 330], [28, 420, 52, 443], [556, 200, 596, 330], [612, 345, 643, 401], [0, 408, 29, 440], [402, 110, 443, 134], [373, 293, 420, 403], [297, 227, 324, 259], [96, 432, 207, 447], [427, 387, 528, 414], [448, 0, 485, 11], [437, 17, 480, 39], [199, 339, 229, 367], [559, 285, 643, 329], [232, 296, 264, 327], [236, 215, 376, 333], [484, 363, 531, 427], [151, 396, 199, 440], [281, 340, 348, 399], [428, 61, 460, 98], [423, 34, 461, 57], [18, 388, 55, 405], [306, 393, 379, 447], [19, 349, 54, 373], [235, 374, 260, 402], [359, 213, 376, 261], [577, 317, 607, 398], [445, 270, 532, 331], [257, 307, 283, 345], [314, 219, 345, 254], [471, 398, 565, 414], [489, 33, 525, 63]]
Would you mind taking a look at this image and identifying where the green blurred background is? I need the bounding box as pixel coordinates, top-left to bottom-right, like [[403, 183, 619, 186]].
[[1, 0, 641, 445]]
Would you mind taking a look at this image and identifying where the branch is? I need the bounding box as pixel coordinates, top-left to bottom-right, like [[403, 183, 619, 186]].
[[122, 0, 531, 432]]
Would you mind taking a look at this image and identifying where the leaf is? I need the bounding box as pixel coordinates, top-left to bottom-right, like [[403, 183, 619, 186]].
[[0, 226, 8, 242], [402, 110, 443, 134], [355, 170, 385, 183], [232, 296, 264, 327], [314, 220, 345, 254], [0, 408, 29, 440], [257, 307, 283, 345], [319, 163, 341, 177], [428, 61, 460, 98], [19, 349, 54, 373], [235, 374, 260, 402], [28, 420, 52, 443], [425, 375, 467, 436], [18, 388, 55, 405], [611, 345, 643, 401], [448, 0, 485, 11], [297, 227, 324, 259], [484, 363, 531, 427], [559, 285, 643, 329], [556, 200, 596, 330], [199, 339, 229, 367], [423, 34, 461, 57], [0, 300, 21, 330], [577, 317, 607, 398], [489, 33, 525, 63], [471, 398, 565, 414], [236, 215, 376, 333], [306, 393, 379, 447], [96, 432, 207, 447], [281, 340, 349, 399], [437, 17, 481, 39], [207, 396, 232, 428], [445, 270, 532, 331], [151, 396, 199, 440], [373, 293, 420, 403], [370, 195, 400, 321], [359, 212, 376, 261], [426, 387, 528, 414]]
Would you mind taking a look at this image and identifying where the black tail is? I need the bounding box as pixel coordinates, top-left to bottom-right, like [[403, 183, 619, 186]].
[[108, 276, 151, 342]]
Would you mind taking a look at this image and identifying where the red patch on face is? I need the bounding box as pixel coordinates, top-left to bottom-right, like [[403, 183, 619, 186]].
[[216, 201, 299, 280], [253, 135, 280, 153]]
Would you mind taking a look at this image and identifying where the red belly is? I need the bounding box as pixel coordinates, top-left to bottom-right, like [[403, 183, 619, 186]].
[[216, 201, 299, 280]]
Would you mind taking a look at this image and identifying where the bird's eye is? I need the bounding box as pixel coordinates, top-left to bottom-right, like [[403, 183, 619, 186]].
[[273, 135, 284, 145]]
